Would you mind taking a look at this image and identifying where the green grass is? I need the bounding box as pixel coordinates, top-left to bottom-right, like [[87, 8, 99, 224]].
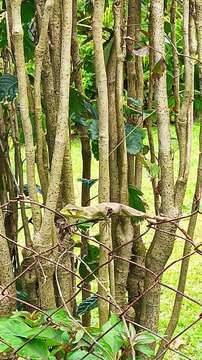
[[71, 122, 202, 359]]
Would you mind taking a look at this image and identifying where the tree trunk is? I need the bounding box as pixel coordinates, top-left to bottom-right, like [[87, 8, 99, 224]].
[[92, 0, 111, 325], [71, 0, 92, 326], [34, 0, 53, 201], [35, 0, 73, 309], [10, 0, 42, 231], [126, 0, 146, 322], [156, 2, 201, 356], [0, 208, 16, 314], [140, 0, 176, 332]]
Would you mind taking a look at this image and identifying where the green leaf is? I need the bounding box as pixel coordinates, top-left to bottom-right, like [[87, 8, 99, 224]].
[[72, 329, 84, 343], [164, 20, 171, 34], [143, 145, 150, 155], [0, 15, 7, 50], [88, 243, 100, 258], [99, 314, 125, 356], [128, 185, 146, 224], [141, 158, 159, 179], [69, 87, 87, 118], [88, 119, 99, 140], [91, 139, 99, 160], [79, 244, 100, 282], [125, 52, 134, 62], [84, 0, 93, 14], [150, 163, 159, 178], [128, 185, 146, 213], [0, 342, 9, 353], [0, 74, 18, 103], [135, 343, 155, 357], [18, 338, 50, 360], [76, 220, 95, 232], [21, 0, 35, 24], [61, 331, 69, 343], [77, 294, 98, 316], [11, 310, 44, 328], [21, 1, 36, 61], [68, 350, 98, 360], [125, 124, 146, 155], [11, 311, 30, 320], [84, 101, 99, 120], [0, 318, 50, 358], [135, 332, 156, 345], [95, 339, 114, 360], [194, 94, 202, 113], [71, 114, 88, 127], [0, 317, 33, 338], [22, 326, 66, 346], [124, 104, 142, 118], [47, 309, 72, 329]]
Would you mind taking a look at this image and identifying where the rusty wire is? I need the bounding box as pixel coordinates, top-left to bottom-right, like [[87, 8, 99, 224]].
[[0, 197, 201, 360]]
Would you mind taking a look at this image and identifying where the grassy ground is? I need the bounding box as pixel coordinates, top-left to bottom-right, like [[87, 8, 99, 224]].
[[71, 122, 202, 359]]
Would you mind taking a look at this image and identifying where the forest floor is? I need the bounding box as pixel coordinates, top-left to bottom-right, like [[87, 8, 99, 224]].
[[71, 122, 202, 360]]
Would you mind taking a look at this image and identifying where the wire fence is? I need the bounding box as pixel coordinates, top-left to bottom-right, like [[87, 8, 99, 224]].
[[0, 196, 201, 360]]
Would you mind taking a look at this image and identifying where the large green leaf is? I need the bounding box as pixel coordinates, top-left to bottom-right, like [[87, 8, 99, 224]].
[[125, 124, 146, 155], [128, 185, 146, 224], [0, 74, 18, 103], [22, 326, 66, 347], [84, 101, 99, 120], [0, 318, 50, 358], [98, 314, 125, 357], [69, 87, 87, 119], [18, 338, 49, 359], [0, 317, 33, 338], [128, 185, 146, 213]]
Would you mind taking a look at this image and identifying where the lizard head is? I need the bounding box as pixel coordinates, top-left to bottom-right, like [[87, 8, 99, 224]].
[[60, 205, 81, 218]]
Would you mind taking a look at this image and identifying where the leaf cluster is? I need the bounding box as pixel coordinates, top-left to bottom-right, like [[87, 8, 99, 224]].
[[0, 310, 157, 360]]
